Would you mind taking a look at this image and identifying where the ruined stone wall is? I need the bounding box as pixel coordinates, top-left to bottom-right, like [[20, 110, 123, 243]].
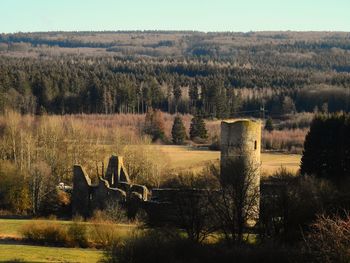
[[72, 165, 92, 217], [72, 155, 148, 218], [105, 155, 130, 187]]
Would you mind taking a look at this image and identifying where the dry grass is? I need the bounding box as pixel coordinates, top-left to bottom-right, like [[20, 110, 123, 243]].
[[0, 244, 102, 263], [151, 145, 301, 175]]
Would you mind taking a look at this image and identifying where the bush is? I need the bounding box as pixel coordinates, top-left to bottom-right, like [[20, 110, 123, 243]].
[[21, 219, 90, 248], [68, 219, 89, 248], [21, 220, 69, 246], [304, 213, 350, 263], [89, 212, 122, 248], [260, 170, 336, 243]]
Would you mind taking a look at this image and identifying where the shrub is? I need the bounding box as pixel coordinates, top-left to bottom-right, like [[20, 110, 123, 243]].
[[260, 170, 336, 243], [89, 212, 122, 248], [21, 219, 91, 248], [68, 219, 89, 248], [304, 213, 350, 263], [20, 220, 69, 246]]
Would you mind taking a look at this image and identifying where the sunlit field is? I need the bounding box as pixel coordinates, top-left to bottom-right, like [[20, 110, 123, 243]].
[[150, 145, 301, 175], [0, 218, 136, 262], [0, 244, 102, 263]]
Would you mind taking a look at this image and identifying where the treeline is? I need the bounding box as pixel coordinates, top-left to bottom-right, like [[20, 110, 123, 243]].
[[0, 56, 349, 117]]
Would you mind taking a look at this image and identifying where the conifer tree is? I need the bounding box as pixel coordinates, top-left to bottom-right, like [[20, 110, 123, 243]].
[[172, 115, 186, 145], [190, 114, 208, 140], [301, 113, 350, 182]]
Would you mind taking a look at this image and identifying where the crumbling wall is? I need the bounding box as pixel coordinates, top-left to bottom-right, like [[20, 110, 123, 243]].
[[105, 155, 130, 187], [72, 165, 92, 217], [72, 155, 147, 217]]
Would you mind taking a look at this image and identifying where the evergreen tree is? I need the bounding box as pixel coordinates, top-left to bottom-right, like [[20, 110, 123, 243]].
[[264, 117, 274, 132], [301, 113, 350, 183], [190, 115, 208, 140], [171, 115, 187, 145]]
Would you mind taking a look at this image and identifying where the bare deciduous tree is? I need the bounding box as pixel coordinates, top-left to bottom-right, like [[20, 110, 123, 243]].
[[210, 155, 260, 246]]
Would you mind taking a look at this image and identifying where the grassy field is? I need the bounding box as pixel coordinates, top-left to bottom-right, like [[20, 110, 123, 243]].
[[0, 244, 103, 263], [0, 219, 135, 263], [149, 145, 301, 175]]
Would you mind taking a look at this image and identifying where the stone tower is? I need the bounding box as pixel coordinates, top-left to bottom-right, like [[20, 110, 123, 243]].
[[220, 119, 261, 222]]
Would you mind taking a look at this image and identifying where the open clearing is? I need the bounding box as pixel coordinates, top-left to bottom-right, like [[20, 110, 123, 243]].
[[149, 145, 301, 175]]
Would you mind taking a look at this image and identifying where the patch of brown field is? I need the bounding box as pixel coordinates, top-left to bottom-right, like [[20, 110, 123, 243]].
[[152, 145, 301, 176]]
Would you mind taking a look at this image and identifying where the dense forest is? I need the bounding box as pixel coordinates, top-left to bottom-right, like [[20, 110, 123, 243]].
[[0, 31, 350, 117]]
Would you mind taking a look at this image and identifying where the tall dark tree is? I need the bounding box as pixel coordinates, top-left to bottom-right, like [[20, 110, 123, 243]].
[[171, 115, 187, 145], [189, 114, 208, 140], [301, 113, 350, 183]]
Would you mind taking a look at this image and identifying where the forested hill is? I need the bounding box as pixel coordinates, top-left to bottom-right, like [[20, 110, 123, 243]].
[[0, 31, 349, 116]]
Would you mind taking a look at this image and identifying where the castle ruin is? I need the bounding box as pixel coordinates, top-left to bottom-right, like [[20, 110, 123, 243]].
[[72, 119, 262, 223], [72, 155, 148, 217]]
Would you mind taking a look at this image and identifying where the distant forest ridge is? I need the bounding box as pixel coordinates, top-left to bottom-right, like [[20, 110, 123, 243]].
[[0, 31, 349, 116]]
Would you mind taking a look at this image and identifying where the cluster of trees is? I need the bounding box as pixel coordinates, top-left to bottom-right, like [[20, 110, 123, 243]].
[[143, 109, 208, 144], [171, 114, 208, 144]]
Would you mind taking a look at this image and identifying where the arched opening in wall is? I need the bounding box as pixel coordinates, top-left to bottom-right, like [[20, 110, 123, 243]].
[[254, 140, 257, 150]]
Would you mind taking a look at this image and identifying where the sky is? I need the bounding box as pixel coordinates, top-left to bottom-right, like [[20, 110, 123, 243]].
[[1, 0, 349, 33]]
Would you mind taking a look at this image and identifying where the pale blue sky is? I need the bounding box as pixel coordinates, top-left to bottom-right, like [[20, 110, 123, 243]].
[[1, 0, 349, 33]]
